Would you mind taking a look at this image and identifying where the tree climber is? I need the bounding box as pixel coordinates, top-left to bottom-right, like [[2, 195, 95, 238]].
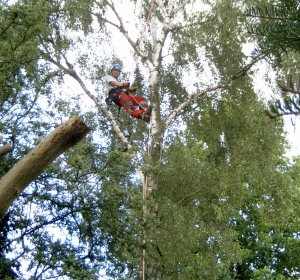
[[105, 64, 152, 123]]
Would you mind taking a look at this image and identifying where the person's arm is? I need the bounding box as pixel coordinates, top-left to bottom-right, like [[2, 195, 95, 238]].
[[106, 75, 129, 90], [109, 80, 124, 87]]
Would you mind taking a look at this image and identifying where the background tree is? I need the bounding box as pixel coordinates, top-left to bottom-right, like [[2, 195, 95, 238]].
[[246, 0, 300, 119], [0, 1, 91, 278], [1, 0, 300, 279]]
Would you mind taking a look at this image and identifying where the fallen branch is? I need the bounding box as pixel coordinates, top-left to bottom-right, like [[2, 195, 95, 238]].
[[0, 116, 90, 217]]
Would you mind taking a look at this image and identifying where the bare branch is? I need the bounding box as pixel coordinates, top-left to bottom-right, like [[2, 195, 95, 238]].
[[90, 11, 119, 29], [280, 86, 300, 95], [246, 13, 299, 22], [93, 0, 148, 60]]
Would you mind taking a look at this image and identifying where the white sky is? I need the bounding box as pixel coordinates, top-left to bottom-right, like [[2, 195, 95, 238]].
[[284, 115, 300, 157]]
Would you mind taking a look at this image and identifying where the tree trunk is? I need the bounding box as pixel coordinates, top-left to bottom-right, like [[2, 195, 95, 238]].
[[0, 116, 90, 217]]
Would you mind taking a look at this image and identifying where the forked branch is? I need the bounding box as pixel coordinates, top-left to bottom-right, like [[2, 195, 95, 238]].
[[164, 57, 262, 129]]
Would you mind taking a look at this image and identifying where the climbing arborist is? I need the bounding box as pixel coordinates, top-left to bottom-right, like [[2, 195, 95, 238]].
[[105, 64, 152, 123]]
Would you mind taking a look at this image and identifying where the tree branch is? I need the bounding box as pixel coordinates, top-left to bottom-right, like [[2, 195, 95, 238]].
[[172, 0, 191, 16], [46, 53, 148, 184], [47, 55, 132, 147], [93, 0, 148, 60], [164, 57, 262, 129], [156, 0, 166, 15], [246, 14, 299, 22], [280, 86, 300, 95], [0, 116, 90, 217], [176, 180, 215, 206]]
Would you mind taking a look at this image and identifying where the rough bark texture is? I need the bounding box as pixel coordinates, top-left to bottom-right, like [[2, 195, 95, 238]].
[[0, 116, 90, 217]]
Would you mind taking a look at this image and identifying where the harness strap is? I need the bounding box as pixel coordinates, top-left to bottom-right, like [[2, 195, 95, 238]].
[[108, 87, 123, 103]]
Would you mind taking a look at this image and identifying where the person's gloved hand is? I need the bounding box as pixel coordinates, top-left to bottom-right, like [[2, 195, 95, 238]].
[[122, 82, 130, 88], [127, 87, 138, 93]]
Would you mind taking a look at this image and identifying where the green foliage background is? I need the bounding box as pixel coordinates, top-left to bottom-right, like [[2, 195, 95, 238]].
[[0, 0, 300, 279]]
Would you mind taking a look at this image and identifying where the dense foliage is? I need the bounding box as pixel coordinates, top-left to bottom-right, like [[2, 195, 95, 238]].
[[246, 0, 300, 119], [246, 0, 300, 56], [1, 0, 300, 279]]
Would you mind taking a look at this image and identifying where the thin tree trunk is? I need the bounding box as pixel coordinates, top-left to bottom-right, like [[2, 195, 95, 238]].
[[0, 116, 90, 217]]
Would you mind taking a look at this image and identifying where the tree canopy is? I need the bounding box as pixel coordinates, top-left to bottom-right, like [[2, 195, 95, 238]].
[[1, 0, 300, 279], [246, 0, 300, 119]]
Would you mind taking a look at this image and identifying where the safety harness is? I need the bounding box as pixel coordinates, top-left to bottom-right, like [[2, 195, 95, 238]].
[[105, 87, 123, 119], [106, 87, 124, 104]]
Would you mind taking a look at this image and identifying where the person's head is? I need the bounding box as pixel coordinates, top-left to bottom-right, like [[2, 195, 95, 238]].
[[111, 64, 122, 78]]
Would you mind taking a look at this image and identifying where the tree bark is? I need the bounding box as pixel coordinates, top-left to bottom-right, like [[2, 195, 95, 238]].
[[0, 116, 90, 217]]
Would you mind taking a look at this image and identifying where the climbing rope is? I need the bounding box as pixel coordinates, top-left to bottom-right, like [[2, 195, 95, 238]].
[[124, 2, 156, 280]]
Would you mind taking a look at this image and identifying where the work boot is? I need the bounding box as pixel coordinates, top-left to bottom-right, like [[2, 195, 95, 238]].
[[144, 105, 152, 116], [138, 113, 151, 123], [138, 105, 152, 123]]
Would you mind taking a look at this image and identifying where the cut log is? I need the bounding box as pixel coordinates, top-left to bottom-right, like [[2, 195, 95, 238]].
[[0, 116, 90, 217]]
